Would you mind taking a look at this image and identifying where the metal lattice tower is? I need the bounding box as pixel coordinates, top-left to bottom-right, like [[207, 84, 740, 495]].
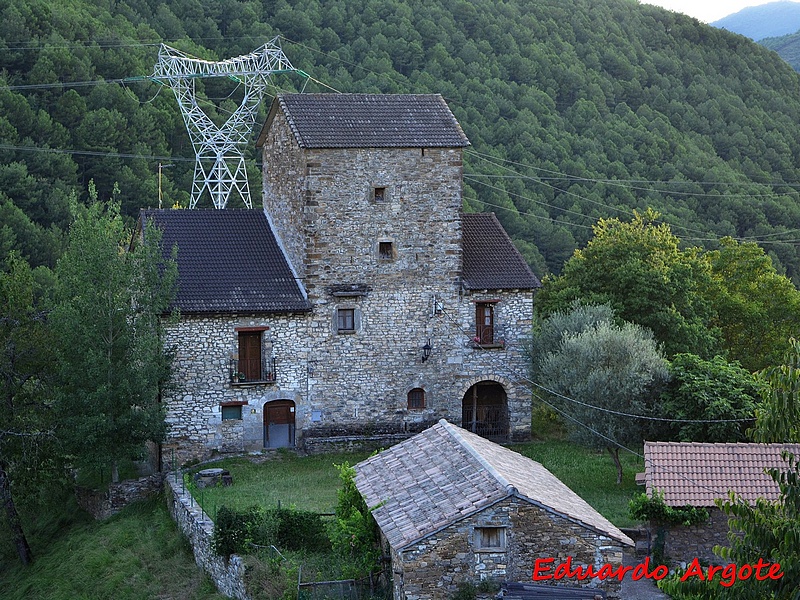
[[151, 38, 299, 209]]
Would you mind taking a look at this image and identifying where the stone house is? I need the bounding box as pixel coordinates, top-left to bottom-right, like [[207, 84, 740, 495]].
[[354, 420, 633, 600], [642, 441, 800, 565], [144, 93, 541, 462]]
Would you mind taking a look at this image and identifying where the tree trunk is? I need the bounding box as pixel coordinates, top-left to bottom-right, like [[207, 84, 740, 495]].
[[111, 461, 119, 484], [0, 463, 33, 565], [607, 446, 623, 485]]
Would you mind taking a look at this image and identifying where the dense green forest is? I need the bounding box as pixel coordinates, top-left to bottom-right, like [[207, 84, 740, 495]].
[[5, 0, 800, 281], [761, 30, 800, 72]]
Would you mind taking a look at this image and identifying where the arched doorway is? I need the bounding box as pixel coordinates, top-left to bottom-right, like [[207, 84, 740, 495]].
[[461, 381, 509, 442], [264, 400, 295, 448]]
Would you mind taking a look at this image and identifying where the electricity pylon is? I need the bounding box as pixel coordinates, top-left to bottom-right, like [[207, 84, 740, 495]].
[[150, 38, 304, 209]]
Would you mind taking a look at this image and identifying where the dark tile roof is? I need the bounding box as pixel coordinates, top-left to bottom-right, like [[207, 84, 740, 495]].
[[354, 420, 633, 550], [141, 209, 310, 314], [644, 442, 800, 507], [462, 213, 541, 290], [263, 93, 470, 149]]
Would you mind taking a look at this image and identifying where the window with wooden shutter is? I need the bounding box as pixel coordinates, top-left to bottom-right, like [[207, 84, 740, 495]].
[[475, 303, 494, 344], [238, 331, 262, 381]]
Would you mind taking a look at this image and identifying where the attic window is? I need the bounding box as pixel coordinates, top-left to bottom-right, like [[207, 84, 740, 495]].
[[372, 187, 387, 203], [475, 527, 506, 551]]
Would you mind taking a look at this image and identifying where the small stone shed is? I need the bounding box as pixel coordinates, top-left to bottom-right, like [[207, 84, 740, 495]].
[[642, 441, 800, 564], [354, 420, 633, 600]]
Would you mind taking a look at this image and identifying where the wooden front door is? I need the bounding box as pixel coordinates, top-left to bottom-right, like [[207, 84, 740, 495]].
[[264, 400, 295, 448]]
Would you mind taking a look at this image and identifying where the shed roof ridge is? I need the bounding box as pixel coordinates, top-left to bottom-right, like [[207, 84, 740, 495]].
[[437, 419, 516, 495]]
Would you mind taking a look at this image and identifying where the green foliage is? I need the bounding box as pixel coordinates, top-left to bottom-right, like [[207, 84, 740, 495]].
[[212, 505, 330, 557], [212, 505, 268, 556], [659, 354, 761, 442], [629, 491, 709, 527], [532, 304, 670, 483], [451, 581, 477, 600], [752, 338, 800, 443], [537, 209, 721, 358], [329, 462, 381, 579], [703, 238, 800, 372], [49, 195, 177, 480], [0, 497, 226, 600], [713, 452, 800, 599]]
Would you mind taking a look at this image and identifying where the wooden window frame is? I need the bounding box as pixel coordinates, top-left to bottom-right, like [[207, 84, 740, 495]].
[[475, 302, 495, 345], [221, 404, 243, 421], [407, 388, 426, 410], [337, 307, 356, 333], [237, 330, 263, 382], [475, 526, 506, 551]]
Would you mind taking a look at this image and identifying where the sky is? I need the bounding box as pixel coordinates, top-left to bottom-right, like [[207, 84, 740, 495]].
[[642, 0, 787, 23]]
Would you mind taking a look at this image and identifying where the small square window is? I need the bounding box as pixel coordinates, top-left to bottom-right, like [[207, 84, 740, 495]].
[[475, 527, 506, 551], [221, 405, 243, 420], [379, 241, 394, 261], [373, 187, 386, 202], [337, 308, 355, 332]]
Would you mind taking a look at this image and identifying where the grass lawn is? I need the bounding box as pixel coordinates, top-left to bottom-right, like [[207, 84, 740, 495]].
[[0, 497, 226, 600], [511, 441, 644, 528], [187, 441, 643, 529], [186, 449, 374, 517]]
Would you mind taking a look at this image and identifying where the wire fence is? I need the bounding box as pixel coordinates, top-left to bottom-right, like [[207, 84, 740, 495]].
[[298, 569, 390, 600]]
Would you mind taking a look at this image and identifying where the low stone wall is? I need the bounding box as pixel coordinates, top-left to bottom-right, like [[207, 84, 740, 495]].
[[76, 474, 164, 520], [302, 432, 412, 455], [164, 472, 249, 599]]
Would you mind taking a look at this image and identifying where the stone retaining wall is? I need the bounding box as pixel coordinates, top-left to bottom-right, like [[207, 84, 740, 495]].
[[75, 474, 164, 520], [164, 472, 249, 600]]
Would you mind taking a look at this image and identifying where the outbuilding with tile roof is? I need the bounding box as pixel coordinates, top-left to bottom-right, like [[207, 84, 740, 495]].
[[355, 420, 632, 600], [640, 441, 800, 565], [148, 93, 540, 462]]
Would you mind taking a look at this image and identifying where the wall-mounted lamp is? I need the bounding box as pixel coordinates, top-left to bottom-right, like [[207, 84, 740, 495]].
[[421, 339, 432, 363]]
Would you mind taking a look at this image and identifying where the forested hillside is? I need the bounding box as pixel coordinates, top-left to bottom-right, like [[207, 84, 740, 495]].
[[5, 0, 800, 281], [761, 31, 800, 71]]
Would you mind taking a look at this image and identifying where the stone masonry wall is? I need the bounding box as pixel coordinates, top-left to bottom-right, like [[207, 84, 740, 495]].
[[165, 472, 249, 599], [396, 497, 624, 600], [162, 313, 308, 464], [75, 474, 164, 520], [662, 507, 732, 566], [158, 103, 536, 459], [258, 112, 534, 443]]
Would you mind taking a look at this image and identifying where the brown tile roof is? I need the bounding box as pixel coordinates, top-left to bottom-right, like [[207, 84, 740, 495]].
[[644, 442, 800, 507], [462, 212, 541, 290], [261, 93, 470, 149], [354, 420, 632, 550], [141, 209, 311, 314]]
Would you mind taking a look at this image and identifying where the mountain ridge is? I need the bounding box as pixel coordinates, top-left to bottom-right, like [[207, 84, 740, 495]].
[[712, 1, 800, 40]]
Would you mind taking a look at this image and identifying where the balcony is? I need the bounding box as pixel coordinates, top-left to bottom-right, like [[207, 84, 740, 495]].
[[229, 356, 277, 386]]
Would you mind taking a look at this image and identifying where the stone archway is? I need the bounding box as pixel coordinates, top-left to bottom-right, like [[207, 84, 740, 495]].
[[461, 380, 509, 442], [264, 400, 296, 448]]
